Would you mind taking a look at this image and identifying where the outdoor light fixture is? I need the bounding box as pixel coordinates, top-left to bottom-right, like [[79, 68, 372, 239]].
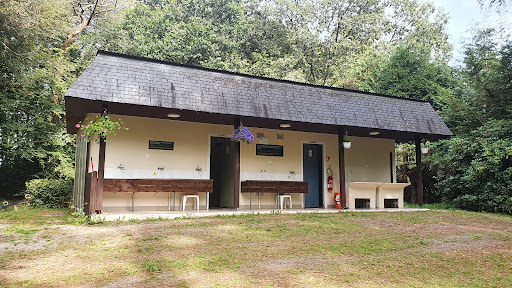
[[280, 123, 291, 128], [167, 113, 180, 118], [369, 131, 380, 136]]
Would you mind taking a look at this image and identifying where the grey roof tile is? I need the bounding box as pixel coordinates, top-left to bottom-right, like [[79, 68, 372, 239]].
[[65, 51, 452, 136]]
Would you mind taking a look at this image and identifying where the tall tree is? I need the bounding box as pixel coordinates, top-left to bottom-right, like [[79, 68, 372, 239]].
[[434, 29, 512, 214], [260, 0, 451, 86], [366, 42, 455, 109], [79, 0, 451, 87], [463, 29, 512, 121], [0, 0, 75, 198], [62, 0, 134, 50], [108, 0, 293, 77]]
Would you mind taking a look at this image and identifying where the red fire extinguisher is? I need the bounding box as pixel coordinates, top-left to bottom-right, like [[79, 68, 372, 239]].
[[334, 192, 342, 209], [327, 168, 333, 192]]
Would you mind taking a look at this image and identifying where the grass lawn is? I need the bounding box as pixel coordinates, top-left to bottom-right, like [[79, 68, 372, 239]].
[[0, 207, 511, 287]]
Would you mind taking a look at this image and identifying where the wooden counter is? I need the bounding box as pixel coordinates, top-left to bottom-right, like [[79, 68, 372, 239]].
[[241, 180, 308, 209], [241, 180, 308, 194], [104, 179, 213, 211]]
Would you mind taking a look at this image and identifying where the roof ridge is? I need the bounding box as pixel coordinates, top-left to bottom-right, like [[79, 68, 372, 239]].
[[96, 50, 428, 104]]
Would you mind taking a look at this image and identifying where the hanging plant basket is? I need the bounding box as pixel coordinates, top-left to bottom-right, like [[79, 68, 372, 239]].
[[421, 147, 429, 154], [76, 115, 127, 142], [231, 123, 255, 144], [342, 133, 351, 149]]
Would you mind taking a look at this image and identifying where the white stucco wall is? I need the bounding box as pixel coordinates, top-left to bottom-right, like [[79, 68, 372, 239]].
[[84, 114, 395, 211]]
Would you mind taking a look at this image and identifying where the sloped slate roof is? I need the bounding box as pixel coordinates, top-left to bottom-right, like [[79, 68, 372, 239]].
[[65, 51, 452, 137]]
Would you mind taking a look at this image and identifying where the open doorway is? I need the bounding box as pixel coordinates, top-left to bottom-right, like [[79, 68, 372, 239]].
[[209, 137, 238, 208], [303, 143, 323, 208]]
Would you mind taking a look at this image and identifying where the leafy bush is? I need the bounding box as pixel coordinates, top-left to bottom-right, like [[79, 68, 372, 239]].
[[25, 178, 73, 208], [434, 120, 512, 215], [453, 195, 512, 214]]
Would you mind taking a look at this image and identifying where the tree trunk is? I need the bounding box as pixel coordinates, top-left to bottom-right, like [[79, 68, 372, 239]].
[[62, 23, 88, 50], [62, 0, 99, 50]]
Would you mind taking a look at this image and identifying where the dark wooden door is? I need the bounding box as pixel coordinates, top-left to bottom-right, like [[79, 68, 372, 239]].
[[303, 144, 323, 208], [210, 137, 236, 208]]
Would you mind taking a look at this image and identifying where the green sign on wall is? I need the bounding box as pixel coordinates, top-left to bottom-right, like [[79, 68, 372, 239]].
[[149, 140, 174, 150], [256, 144, 283, 157]]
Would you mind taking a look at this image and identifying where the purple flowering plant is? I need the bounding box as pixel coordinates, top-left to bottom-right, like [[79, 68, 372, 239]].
[[231, 124, 255, 144]]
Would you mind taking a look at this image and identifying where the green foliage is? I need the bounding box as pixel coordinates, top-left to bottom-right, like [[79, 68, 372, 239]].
[[77, 0, 452, 87], [0, 0, 137, 200], [434, 120, 512, 214], [71, 211, 89, 223], [263, 0, 451, 86], [141, 260, 162, 273], [116, 0, 293, 79], [463, 29, 512, 121], [404, 202, 455, 210], [0, 0, 77, 199], [385, 28, 512, 214], [76, 115, 128, 142], [431, 30, 512, 214], [25, 178, 73, 208], [373, 43, 454, 108]]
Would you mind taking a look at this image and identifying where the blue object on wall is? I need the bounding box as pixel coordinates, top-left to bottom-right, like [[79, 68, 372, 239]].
[[303, 144, 323, 208]]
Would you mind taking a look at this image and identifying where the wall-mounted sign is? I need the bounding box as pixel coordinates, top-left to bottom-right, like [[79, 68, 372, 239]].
[[256, 144, 283, 157], [259, 137, 268, 144], [149, 140, 174, 150]]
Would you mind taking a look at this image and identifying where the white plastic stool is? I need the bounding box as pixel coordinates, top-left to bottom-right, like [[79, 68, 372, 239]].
[[278, 195, 292, 209], [182, 195, 200, 211]]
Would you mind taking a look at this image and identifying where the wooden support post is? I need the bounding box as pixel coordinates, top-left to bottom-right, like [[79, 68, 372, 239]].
[[234, 117, 241, 209], [415, 135, 423, 207], [338, 127, 347, 208], [96, 136, 105, 213], [84, 171, 98, 215], [84, 142, 91, 212], [390, 152, 394, 183], [96, 104, 108, 213]]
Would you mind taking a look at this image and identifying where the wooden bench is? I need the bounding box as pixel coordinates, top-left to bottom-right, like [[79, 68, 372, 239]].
[[104, 179, 213, 211], [241, 180, 308, 209]]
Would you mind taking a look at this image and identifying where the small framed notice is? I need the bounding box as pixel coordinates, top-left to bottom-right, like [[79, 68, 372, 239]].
[[256, 144, 283, 157], [149, 140, 174, 150]]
